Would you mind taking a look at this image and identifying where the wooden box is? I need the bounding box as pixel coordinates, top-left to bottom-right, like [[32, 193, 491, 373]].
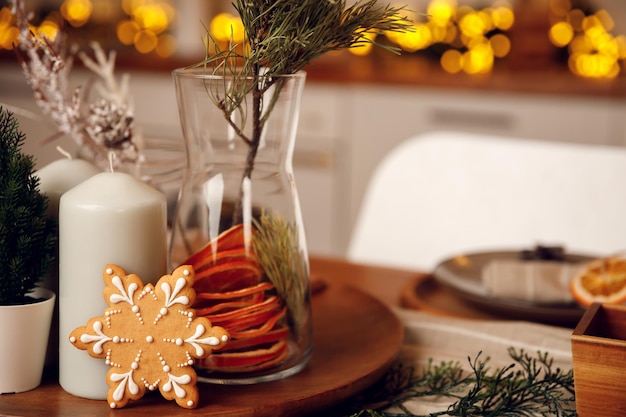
[[571, 303, 626, 417]]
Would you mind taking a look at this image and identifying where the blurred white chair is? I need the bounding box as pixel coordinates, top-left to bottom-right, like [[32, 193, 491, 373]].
[[347, 131, 626, 272]]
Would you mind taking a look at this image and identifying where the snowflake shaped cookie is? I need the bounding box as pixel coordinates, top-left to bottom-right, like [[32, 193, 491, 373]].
[[69, 264, 230, 409]]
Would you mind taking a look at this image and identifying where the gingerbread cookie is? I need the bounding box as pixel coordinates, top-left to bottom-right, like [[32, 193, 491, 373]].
[[69, 264, 229, 409]]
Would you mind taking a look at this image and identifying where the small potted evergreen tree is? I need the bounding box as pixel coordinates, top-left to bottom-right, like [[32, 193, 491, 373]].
[[0, 107, 57, 393]]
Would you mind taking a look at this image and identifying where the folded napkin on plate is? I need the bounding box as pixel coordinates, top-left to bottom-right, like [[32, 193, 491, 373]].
[[381, 309, 573, 416], [481, 259, 583, 303]]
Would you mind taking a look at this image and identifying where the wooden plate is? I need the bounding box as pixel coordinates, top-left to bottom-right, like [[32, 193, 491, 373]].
[[0, 283, 403, 417], [401, 274, 583, 327], [401, 274, 500, 320]]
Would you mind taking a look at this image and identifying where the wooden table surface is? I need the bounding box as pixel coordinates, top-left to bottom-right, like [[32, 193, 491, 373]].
[[309, 256, 419, 307], [2, 255, 552, 416], [0, 256, 416, 417]]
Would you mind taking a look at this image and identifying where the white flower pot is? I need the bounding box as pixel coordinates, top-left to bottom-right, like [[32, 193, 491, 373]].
[[0, 288, 55, 394]]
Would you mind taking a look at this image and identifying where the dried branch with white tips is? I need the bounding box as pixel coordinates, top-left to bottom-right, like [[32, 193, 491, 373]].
[[9, 0, 142, 171]]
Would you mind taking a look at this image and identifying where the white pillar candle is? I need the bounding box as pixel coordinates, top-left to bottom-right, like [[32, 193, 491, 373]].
[[35, 155, 101, 369], [58, 171, 167, 400], [36, 155, 102, 220]]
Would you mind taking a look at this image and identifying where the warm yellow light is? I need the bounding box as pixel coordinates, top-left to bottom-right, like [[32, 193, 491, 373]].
[[117, 19, 139, 45], [349, 31, 376, 56], [160, 2, 176, 23], [582, 15, 604, 33], [463, 43, 494, 74], [459, 12, 486, 38], [583, 26, 619, 61], [572, 52, 617, 78], [491, 6, 514, 30], [61, 0, 93, 27], [615, 35, 626, 59], [386, 10, 419, 45], [490, 33, 511, 57], [359, 0, 516, 76], [441, 49, 463, 73], [385, 27, 402, 45], [593, 36, 618, 59], [549, 21, 574, 47], [456, 5, 475, 20], [427, 0, 456, 27], [155, 33, 176, 57], [134, 29, 158, 53], [550, 1, 622, 78], [0, 6, 14, 25], [122, 0, 148, 15], [0, 7, 18, 50], [443, 24, 458, 44], [210, 12, 245, 44], [349, 43, 374, 56], [593, 54, 612, 76], [465, 34, 488, 49], [37, 19, 60, 41], [397, 24, 432, 52], [0, 26, 18, 49], [134, 4, 169, 33], [607, 61, 620, 78], [477, 10, 494, 32], [575, 54, 594, 77], [569, 34, 591, 54], [428, 22, 448, 43], [568, 9, 585, 32], [594, 9, 615, 32]]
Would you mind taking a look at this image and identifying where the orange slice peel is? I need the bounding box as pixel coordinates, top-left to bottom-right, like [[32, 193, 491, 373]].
[[183, 224, 292, 373], [570, 256, 626, 307]]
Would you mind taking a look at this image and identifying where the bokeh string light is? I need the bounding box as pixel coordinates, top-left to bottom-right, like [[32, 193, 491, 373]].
[[116, 0, 176, 57], [365, 0, 516, 75], [1, 0, 625, 79], [0, 0, 177, 58], [548, 0, 626, 79]]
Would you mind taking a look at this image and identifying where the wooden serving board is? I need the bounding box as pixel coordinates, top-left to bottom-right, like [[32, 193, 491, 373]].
[[0, 283, 403, 417]]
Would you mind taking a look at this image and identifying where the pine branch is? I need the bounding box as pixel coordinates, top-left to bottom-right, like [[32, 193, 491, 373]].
[[252, 211, 309, 339], [193, 0, 412, 126], [189, 1, 412, 225]]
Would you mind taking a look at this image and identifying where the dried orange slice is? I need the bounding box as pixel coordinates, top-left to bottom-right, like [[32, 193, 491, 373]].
[[183, 224, 251, 267], [570, 256, 626, 307], [193, 260, 263, 293]]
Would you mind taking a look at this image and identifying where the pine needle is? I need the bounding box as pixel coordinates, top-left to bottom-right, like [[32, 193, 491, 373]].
[[251, 211, 309, 339]]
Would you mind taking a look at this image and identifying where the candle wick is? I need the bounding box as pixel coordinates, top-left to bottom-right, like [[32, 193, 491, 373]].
[[108, 152, 116, 173], [56, 146, 73, 160]]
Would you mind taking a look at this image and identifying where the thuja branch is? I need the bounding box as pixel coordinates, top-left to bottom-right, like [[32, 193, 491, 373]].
[[339, 348, 576, 417]]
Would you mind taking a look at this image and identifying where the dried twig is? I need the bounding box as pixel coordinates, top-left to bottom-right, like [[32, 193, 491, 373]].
[[9, 0, 141, 170]]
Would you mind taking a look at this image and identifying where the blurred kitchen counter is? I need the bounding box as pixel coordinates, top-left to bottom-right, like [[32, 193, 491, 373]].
[[5, 48, 623, 98], [91, 50, 626, 98]]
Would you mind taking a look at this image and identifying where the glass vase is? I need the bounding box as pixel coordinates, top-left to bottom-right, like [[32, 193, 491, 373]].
[[171, 68, 312, 384]]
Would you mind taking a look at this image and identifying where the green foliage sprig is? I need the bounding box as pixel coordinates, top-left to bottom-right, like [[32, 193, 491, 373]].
[[191, 1, 412, 223], [196, 0, 412, 121], [328, 348, 576, 417], [0, 107, 56, 305], [252, 211, 309, 339]]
